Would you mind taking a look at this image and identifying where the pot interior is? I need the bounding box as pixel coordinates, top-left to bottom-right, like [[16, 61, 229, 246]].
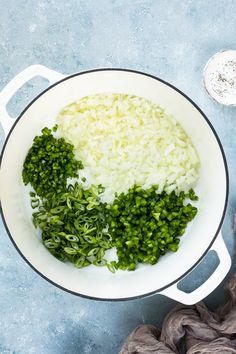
[[0, 70, 227, 299]]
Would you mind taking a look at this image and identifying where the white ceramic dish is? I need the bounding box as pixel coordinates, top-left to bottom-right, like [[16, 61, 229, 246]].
[[0, 65, 231, 305], [203, 50, 236, 106]]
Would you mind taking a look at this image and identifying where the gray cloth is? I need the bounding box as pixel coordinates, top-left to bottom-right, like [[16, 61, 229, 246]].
[[120, 274, 236, 354]]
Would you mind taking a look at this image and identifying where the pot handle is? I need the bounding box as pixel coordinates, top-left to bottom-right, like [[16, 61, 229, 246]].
[[0, 64, 65, 137], [160, 232, 231, 305]]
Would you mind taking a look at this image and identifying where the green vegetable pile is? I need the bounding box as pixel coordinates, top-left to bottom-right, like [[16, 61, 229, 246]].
[[22, 127, 199, 272], [106, 185, 198, 271], [22, 126, 83, 197], [22, 127, 112, 268], [32, 182, 112, 268]]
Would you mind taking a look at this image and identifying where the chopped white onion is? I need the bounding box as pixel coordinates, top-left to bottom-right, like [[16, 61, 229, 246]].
[[57, 93, 200, 201]]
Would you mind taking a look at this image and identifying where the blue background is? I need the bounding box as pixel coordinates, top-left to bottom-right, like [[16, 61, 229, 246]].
[[0, 1, 235, 353]]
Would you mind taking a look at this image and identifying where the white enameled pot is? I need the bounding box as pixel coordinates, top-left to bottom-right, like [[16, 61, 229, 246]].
[[0, 65, 231, 304]]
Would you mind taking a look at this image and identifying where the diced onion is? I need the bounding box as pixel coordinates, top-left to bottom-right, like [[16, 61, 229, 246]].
[[57, 93, 200, 201]]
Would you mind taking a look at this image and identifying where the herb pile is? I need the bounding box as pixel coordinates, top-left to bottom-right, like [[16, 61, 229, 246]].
[[106, 186, 198, 271], [32, 182, 112, 268], [22, 127, 198, 272], [22, 126, 83, 197]]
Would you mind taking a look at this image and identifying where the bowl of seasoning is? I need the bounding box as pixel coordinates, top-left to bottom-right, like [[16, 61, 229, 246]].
[[203, 50, 236, 106]]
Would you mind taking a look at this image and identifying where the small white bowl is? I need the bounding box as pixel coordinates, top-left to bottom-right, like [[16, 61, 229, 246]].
[[203, 50, 236, 106]]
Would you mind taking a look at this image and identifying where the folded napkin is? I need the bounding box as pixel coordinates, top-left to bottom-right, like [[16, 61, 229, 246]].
[[120, 274, 236, 354]]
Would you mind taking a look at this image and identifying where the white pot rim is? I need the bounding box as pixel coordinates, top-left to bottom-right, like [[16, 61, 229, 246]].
[[0, 67, 229, 302]]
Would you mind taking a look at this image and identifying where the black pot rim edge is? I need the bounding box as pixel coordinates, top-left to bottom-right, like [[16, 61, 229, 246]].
[[0, 67, 229, 302]]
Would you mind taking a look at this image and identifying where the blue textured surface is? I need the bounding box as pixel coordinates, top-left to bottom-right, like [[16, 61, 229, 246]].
[[0, 1, 236, 353]]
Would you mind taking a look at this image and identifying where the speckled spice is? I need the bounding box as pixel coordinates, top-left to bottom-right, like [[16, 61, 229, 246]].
[[0, 1, 236, 353]]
